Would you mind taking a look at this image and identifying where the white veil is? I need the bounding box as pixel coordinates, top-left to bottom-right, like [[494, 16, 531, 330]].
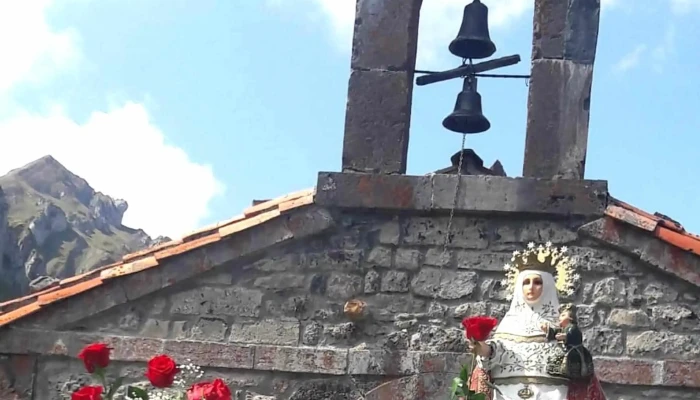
[[495, 269, 560, 337]]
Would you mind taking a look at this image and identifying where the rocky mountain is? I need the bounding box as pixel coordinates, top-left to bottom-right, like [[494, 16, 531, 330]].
[[0, 156, 169, 301]]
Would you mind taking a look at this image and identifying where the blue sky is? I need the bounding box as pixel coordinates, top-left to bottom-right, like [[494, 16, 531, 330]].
[[0, 0, 699, 237]]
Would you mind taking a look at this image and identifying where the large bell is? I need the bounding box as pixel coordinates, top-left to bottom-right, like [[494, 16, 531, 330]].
[[449, 0, 496, 60], [442, 78, 490, 134]]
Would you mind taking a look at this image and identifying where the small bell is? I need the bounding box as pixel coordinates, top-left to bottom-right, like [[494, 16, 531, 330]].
[[449, 0, 496, 60], [442, 77, 490, 134]]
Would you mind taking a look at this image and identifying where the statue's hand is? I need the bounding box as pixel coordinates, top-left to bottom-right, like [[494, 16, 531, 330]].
[[467, 339, 491, 357], [555, 333, 566, 341], [540, 322, 549, 332]]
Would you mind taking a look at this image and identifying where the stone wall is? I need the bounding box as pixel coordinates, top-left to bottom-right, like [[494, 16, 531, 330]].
[[9, 212, 700, 399]]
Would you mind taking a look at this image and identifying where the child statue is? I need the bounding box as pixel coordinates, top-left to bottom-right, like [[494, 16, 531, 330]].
[[541, 304, 595, 381]]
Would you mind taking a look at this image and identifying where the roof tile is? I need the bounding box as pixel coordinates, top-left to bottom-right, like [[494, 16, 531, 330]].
[[0, 189, 316, 328]]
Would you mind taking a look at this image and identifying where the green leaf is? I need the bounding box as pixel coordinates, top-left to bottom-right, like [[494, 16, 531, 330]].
[[126, 386, 149, 400], [459, 364, 471, 382], [469, 392, 487, 400], [450, 377, 466, 399], [106, 376, 124, 399]]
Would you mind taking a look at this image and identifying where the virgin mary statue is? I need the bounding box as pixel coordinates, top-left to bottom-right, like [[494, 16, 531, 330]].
[[466, 242, 607, 400]]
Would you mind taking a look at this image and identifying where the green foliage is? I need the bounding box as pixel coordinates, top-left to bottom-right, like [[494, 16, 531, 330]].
[[127, 386, 150, 400], [449, 363, 487, 400]]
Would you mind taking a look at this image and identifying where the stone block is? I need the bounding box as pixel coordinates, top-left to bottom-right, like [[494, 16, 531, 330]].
[[594, 358, 656, 386], [408, 325, 466, 352], [606, 309, 651, 329], [480, 279, 510, 301], [139, 319, 170, 339], [348, 349, 418, 375], [316, 172, 608, 216], [365, 294, 426, 322], [650, 305, 699, 331], [367, 246, 393, 268], [350, 0, 421, 71], [532, 0, 600, 63], [253, 273, 305, 291], [411, 268, 477, 300], [395, 248, 421, 269], [254, 346, 348, 375], [302, 321, 323, 345], [523, 59, 594, 179], [326, 273, 363, 299], [424, 248, 451, 267], [342, 69, 412, 174], [643, 282, 679, 305], [583, 328, 623, 356], [627, 331, 700, 359], [381, 270, 410, 293], [377, 217, 400, 245], [169, 287, 263, 317], [663, 361, 700, 387], [189, 318, 228, 342], [584, 277, 626, 306], [456, 251, 510, 271], [163, 340, 254, 369], [229, 319, 300, 346], [364, 270, 380, 293]]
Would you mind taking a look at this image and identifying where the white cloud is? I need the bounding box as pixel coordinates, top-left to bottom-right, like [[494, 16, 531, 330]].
[[0, 0, 224, 238], [613, 44, 646, 72]]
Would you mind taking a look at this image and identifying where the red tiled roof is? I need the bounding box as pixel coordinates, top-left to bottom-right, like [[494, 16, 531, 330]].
[[605, 198, 700, 257], [0, 188, 316, 327], [0, 190, 698, 328]]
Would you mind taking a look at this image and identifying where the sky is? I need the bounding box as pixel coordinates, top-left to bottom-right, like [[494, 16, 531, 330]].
[[0, 0, 698, 238]]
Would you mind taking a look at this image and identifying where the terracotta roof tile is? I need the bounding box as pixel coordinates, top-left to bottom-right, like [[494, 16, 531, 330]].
[[0, 188, 315, 327], [606, 198, 700, 257]]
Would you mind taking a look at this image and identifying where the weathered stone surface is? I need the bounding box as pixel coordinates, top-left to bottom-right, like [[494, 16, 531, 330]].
[[381, 270, 409, 293], [594, 357, 656, 386], [377, 218, 400, 245], [364, 270, 380, 293], [188, 318, 228, 342], [523, 59, 594, 179], [583, 328, 623, 355], [453, 302, 488, 319], [607, 309, 651, 328], [584, 277, 626, 306], [664, 361, 700, 388], [230, 319, 300, 346], [411, 268, 477, 300], [326, 273, 363, 299], [480, 279, 509, 301], [341, 69, 412, 174], [456, 251, 511, 271], [424, 248, 451, 267], [644, 282, 679, 305], [164, 340, 254, 369], [395, 248, 421, 269], [409, 325, 466, 352], [627, 331, 700, 359], [350, 0, 421, 71], [532, 0, 600, 63], [140, 318, 170, 338], [650, 305, 699, 331], [253, 273, 305, 291], [302, 321, 323, 345], [366, 247, 392, 267], [255, 346, 348, 375], [169, 287, 263, 317], [316, 173, 608, 216]]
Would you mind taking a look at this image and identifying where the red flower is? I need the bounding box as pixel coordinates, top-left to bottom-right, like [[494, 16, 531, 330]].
[[71, 386, 103, 400], [461, 316, 498, 341], [145, 355, 179, 388], [77, 343, 111, 373], [186, 379, 232, 400]]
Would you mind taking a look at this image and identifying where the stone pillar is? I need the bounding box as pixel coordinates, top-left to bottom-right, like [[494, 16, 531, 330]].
[[342, 0, 423, 174], [522, 0, 600, 179]]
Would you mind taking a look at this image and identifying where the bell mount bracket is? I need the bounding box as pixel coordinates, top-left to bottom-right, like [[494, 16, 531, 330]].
[[414, 54, 528, 86]]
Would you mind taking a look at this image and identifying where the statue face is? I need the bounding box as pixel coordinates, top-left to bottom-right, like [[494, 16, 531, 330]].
[[521, 273, 543, 303]]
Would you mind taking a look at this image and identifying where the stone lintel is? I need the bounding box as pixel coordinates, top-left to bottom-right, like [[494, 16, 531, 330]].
[[579, 218, 700, 288], [316, 172, 608, 217]]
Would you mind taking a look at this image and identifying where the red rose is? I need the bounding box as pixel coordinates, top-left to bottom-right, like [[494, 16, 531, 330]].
[[71, 386, 103, 400], [77, 343, 111, 373], [462, 316, 498, 342], [186, 379, 232, 400], [145, 355, 179, 388]]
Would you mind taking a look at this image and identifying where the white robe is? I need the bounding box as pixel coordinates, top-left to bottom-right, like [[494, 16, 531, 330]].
[[478, 270, 569, 400]]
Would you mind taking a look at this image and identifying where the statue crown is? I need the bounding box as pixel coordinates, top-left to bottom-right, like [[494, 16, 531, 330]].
[[502, 242, 580, 299]]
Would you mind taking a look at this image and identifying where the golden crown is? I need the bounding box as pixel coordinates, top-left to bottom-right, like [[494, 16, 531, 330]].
[[501, 242, 580, 300]]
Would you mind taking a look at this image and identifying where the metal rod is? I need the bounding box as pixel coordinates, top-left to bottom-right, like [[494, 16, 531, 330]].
[[415, 71, 530, 79], [415, 54, 521, 86]]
